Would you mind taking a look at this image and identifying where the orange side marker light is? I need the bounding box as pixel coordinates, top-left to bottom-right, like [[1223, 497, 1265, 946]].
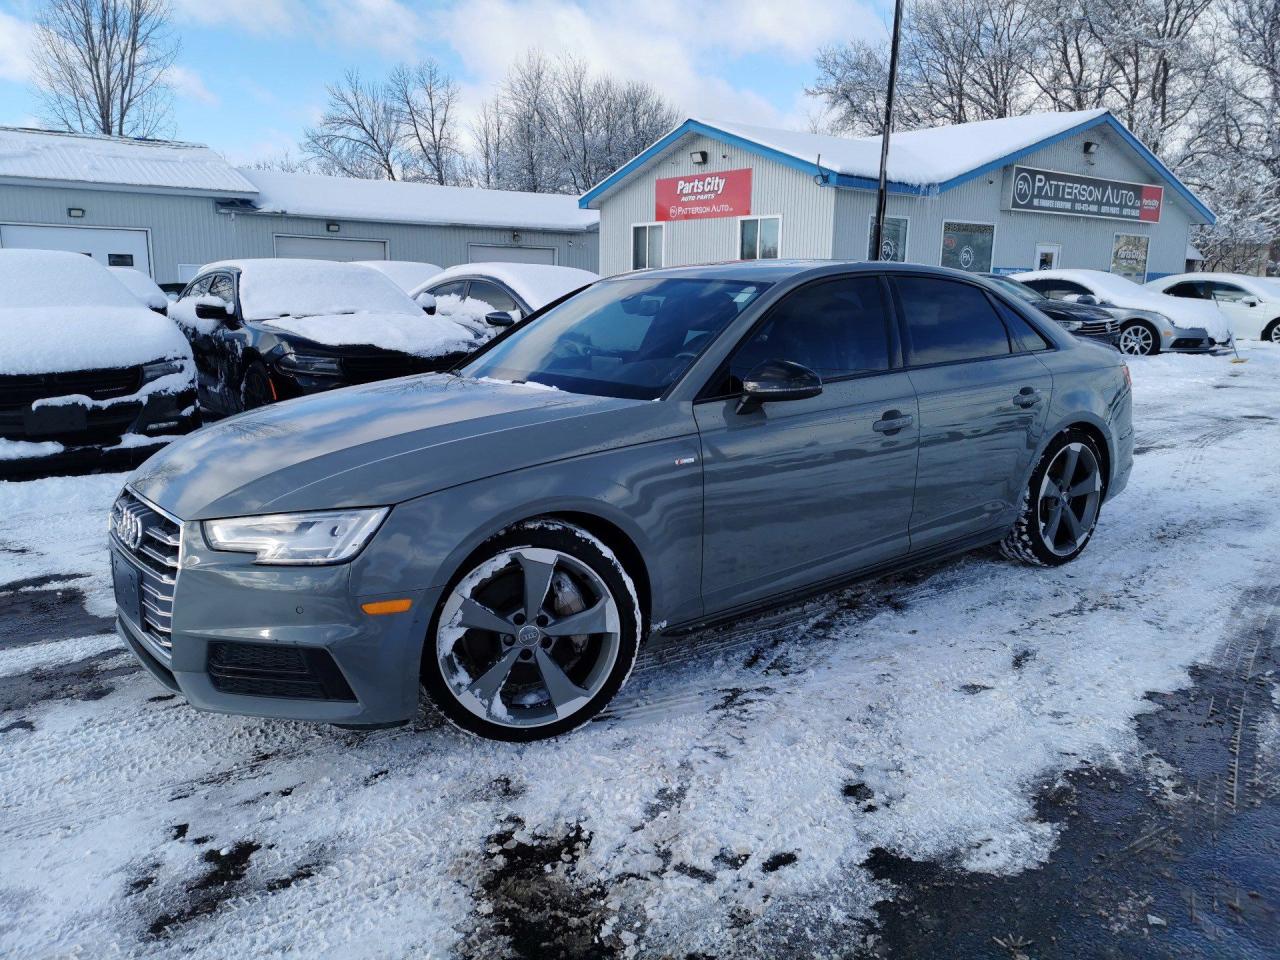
[[362, 598, 413, 615]]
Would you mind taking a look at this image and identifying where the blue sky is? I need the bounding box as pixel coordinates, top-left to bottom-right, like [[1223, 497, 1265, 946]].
[[0, 0, 887, 164]]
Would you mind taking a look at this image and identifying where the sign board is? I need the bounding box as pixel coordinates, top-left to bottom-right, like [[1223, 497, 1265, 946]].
[[655, 168, 751, 222], [941, 221, 994, 273], [1110, 233, 1150, 283], [1011, 165, 1163, 223]]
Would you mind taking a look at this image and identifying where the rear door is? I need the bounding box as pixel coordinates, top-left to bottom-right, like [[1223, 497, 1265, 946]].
[[892, 275, 1054, 550], [694, 274, 920, 613]]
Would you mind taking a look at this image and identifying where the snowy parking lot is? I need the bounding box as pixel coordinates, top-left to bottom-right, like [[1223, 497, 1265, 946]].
[[2, 346, 1279, 958]]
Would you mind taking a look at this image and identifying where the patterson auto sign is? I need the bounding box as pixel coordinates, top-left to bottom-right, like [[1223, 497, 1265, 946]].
[[1011, 165, 1163, 223], [655, 168, 751, 221]]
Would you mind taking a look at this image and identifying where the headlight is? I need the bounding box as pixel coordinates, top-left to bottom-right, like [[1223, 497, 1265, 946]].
[[1058, 319, 1084, 332], [203, 508, 389, 565], [277, 352, 344, 377], [142, 358, 186, 383]]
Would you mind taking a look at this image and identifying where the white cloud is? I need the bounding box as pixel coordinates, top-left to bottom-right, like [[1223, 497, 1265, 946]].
[[172, 0, 422, 55], [168, 65, 219, 105], [170, 0, 297, 33], [0, 10, 35, 83]]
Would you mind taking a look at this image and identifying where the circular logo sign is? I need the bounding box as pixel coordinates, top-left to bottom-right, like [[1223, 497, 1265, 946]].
[[1014, 171, 1033, 204], [112, 508, 143, 550], [880, 239, 897, 260], [959, 246, 975, 269]]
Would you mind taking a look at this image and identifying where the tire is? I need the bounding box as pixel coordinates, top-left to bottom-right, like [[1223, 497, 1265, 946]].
[[1118, 321, 1159, 356], [1000, 429, 1105, 567], [421, 521, 642, 741], [1263, 319, 1280, 344], [238, 360, 275, 411]]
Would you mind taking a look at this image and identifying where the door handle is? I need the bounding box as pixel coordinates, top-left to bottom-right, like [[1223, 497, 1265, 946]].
[[1013, 387, 1042, 408], [873, 410, 914, 434]]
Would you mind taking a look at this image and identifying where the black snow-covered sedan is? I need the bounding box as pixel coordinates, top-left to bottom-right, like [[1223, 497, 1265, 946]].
[[169, 259, 483, 417], [980, 273, 1119, 348]]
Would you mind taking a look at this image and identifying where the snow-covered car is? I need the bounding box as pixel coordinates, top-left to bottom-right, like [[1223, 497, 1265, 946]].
[[352, 260, 443, 293], [168, 259, 478, 417], [979, 273, 1119, 348], [1146, 272, 1280, 343], [0, 249, 196, 469], [410, 263, 599, 334], [1012, 269, 1232, 357], [109, 266, 170, 314]]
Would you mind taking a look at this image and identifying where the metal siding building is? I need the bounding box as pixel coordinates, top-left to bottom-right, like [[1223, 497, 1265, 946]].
[[0, 128, 598, 284], [584, 112, 1211, 281]]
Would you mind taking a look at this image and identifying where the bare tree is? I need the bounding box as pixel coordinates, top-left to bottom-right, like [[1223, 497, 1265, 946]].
[[388, 59, 464, 185], [467, 97, 506, 189], [1029, 0, 1115, 110], [32, 0, 178, 137], [302, 70, 405, 180]]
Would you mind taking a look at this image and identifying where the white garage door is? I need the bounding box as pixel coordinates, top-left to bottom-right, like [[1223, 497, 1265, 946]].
[[468, 243, 556, 265], [0, 223, 152, 276], [273, 235, 388, 261]]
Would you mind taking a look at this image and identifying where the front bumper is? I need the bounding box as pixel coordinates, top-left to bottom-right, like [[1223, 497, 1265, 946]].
[[1166, 327, 1233, 354], [112, 502, 441, 726]]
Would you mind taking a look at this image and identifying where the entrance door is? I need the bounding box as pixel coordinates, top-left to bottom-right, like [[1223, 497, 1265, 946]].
[[1034, 243, 1061, 271], [0, 223, 151, 276]]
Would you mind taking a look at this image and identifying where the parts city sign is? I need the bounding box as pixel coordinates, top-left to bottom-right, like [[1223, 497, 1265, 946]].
[[655, 168, 751, 221], [1011, 166, 1163, 223]]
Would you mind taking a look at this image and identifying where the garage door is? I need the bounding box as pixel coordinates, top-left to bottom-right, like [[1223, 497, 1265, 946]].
[[468, 243, 556, 265], [0, 224, 152, 276], [273, 235, 388, 261]]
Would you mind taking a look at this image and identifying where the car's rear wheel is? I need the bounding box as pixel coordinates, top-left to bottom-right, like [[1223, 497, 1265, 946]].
[[1118, 321, 1159, 356], [1001, 430, 1105, 567], [422, 521, 641, 741], [239, 360, 275, 411]]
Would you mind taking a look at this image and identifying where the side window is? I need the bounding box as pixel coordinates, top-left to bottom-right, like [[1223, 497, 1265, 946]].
[[207, 273, 234, 306], [1206, 282, 1248, 303], [994, 299, 1051, 352], [466, 280, 520, 313], [1023, 278, 1089, 299], [429, 280, 470, 299], [632, 224, 663, 270], [728, 276, 891, 389], [739, 216, 781, 260], [183, 275, 212, 299], [1166, 281, 1206, 299], [896, 277, 1012, 365]]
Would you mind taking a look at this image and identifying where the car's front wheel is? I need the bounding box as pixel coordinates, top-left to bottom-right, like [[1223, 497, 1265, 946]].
[[1263, 319, 1280, 344], [422, 521, 641, 741], [239, 360, 275, 411], [1001, 429, 1105, 566], [1118, 321, 1159, 356]]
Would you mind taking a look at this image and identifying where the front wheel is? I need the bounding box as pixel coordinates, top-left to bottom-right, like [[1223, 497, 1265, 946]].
[[1001, 430, 1105, 567], [238, 360, 275, 411], [422, 521, 642, 741], [1118, 321, 1159, 356], [1263, 319, 1280, 344]]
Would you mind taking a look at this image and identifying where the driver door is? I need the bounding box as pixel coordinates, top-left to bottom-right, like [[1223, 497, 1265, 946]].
[[693, 275, 919, 614]]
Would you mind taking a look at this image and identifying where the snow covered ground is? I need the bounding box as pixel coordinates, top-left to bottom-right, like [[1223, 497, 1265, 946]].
[[1, 345, 1279, 958]]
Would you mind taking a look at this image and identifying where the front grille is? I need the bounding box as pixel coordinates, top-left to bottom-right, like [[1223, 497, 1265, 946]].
[[1077, 320, 1116, 337], [111, 490, 181, 651], [207, 642, 356, 701], [340, 351, 462, 385], [0, 367, 141, 410]]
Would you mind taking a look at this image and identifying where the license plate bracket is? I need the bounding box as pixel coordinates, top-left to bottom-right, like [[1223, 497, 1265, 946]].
[[111, 550, 143, 626], [24, 403, 88, 436]]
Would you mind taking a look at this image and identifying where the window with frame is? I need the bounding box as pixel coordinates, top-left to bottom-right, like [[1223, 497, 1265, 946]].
[[182, 275, 212, 299], [941, 222, 994, 273], [1022, 277, 1091, 300], [632, 224, 663, 270], [467, 280, 520, 313], [207, 273, 235, 305], [896, 276, 1012, 365], [1205, 281, 1250, 303], [739, 216, 780, 260], [867, 216, 908, 262], [993, 299, 1051, 352], [1165, 281, 1208, 299]]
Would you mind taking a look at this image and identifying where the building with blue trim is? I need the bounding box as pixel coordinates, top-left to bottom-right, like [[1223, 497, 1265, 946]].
[[580, 110, 1212, 281]]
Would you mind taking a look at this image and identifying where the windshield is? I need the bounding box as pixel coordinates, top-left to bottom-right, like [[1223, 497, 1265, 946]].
[[236, 260, 422, 320], [985, 275, 1045, 304], [0, 249, 141, 310], [463, 276, 770, 400]]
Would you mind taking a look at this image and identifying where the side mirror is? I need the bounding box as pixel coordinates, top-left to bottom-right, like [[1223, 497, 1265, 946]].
[[737, 359, 822, 413], [194, 297, 233, 322], [485, 309, 519, 327], [1242, 297, 1260, 307], [416, 292, 437, 315], [1074, 294, 1100, 306]]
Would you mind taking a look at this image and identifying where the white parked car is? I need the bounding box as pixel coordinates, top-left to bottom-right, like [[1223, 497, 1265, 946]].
[[109, 266, 169, 313], [1012, 269, 1233, 357], [353, 260, 443, 294], [410, 263, 599, 334], [1146, 273, 1280, 344], [0, 249, 196, 468]]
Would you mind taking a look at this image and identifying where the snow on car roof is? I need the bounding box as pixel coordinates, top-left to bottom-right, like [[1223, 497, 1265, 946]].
[[108, 267, 168, 310], [354, 260, 444, 292], [239, 168, 599, 233], [416, 262, 600, 309], [0, 126, 257, 195], [204, 258, 423, 321]]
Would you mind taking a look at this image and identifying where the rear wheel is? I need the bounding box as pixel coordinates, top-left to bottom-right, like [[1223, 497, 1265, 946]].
[[422, 521, 641, 741], [1118, 321, 1159, 356], [1001, 430, 1105, 567]]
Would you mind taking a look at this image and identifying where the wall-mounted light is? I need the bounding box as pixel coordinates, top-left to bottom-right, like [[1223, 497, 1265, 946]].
[[690, 150, 708, 165], [326, 222, 340, 233], [67, 207, 85, 218], [1083, 141, 1099, 164]]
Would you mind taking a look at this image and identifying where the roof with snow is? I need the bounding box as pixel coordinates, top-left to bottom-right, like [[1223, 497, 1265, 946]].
[[238, 169, 599, 233], [580, 110, 1214, 224], [0, 126, 258, 196]]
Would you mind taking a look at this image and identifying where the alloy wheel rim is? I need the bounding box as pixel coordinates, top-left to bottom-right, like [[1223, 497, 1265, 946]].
[[437, 547, 621, 729], [1271, 325, 1280, 344], [1037, 442, 1102, 557], [1119, 325, 1153, 355]]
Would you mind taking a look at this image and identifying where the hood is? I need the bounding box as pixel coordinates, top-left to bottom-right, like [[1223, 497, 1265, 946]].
[[260, 311, 477, 358], [128, 376, 688, 520], [0, 305, 191, 375], [1038, 299, 1113, 322]]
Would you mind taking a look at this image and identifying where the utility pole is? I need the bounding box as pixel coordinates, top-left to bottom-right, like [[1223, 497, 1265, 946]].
[[873, 0, 905, 261]]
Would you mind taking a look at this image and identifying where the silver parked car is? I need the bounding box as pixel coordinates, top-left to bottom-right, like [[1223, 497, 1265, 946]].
[[112, 262, 1133, 741]]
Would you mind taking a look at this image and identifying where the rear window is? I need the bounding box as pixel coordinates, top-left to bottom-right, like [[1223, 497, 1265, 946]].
[[895, 277, 1012, 365]]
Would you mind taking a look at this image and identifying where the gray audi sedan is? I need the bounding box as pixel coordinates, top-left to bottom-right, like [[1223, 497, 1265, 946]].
[[111, 261, 1133, 741]]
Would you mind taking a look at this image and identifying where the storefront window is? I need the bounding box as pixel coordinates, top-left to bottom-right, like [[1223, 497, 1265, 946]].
[[632, 224, 664, 270], [739, 216, 780, 260], [1110, 234, 1150, 282], [867, 216, 908, 262], [940, 222, 994, 272]]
